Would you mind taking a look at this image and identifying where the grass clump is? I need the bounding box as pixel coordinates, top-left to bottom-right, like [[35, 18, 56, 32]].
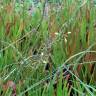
[[0, 0, 96, 96]]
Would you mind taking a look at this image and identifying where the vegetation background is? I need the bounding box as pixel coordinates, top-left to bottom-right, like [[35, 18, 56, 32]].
[[0, 0, 96, 96]]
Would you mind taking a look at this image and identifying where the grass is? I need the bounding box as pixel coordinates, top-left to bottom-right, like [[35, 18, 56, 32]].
[[0, 0, 96, 96]]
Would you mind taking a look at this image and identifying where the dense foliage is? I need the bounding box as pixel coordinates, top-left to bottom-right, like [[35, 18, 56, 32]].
[[0, 0, 96, 96]]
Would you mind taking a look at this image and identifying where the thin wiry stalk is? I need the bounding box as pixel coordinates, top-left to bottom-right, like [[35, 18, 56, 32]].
[[4, 68, 17, 81]]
